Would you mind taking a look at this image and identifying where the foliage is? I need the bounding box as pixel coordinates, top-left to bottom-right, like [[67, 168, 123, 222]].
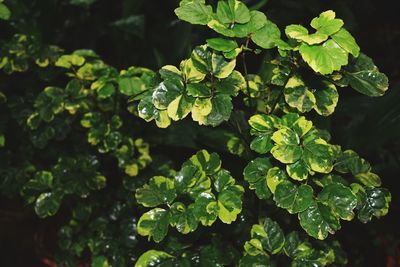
[[0, 0, 393, 266]]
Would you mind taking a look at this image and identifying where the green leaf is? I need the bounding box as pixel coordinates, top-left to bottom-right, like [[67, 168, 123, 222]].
[[274, 181, 313, 214], [152, 79, 184, 110], [286, 160, 309, 181], [343, 53, 389, 96], [266, 167, 288, 193], [135, 176, 177, 207], [251, 20, 281, 49], [174, 2, 213, 25], [271, 128, 302, 164], [207, 19, 235, 37], [215, 170, 244, 224], [357, 187, 391, 223], [251, 218, 285, 254], [137, 208, 170, 242], [190, 192, 218, 226], [318, 183, 357, 220], [239, 254, 271, 267], [55, 54, 85, 69], [355, 172, 382, 187], [212, 53, 236, 79], [180, 58, 206, 83], [284, 75, 316, 113], [175, 163, 210, 198], [24, 171, 54, 192], [334, 149, 371, 175], [299, 40, 348, 75], [331, 28, 360, 57], [303, 138, 334, 173], [216, 0, 250, 24], [119, 76, 146, 96], [243, 157, 272, 199], [92, 256, 109, 267], [310, 10, 344, 36], [187, 83, 211, 98], [231, 10, 267, 38], [285, 25, 328, 45], [35, 192, 62, 218], [0, 3, 11, 20], [167, 94, 195, 121], [298, 202, 340, 240], [206, 38, 238, 52], [249, 114, 278, 132], [215, 70, 246, 96], [189, 150, 222, 175], [203, 94, 233, 126], [169, 202, 198, 234], [135, 250, 174, 267], [313, 81, 338, 116]]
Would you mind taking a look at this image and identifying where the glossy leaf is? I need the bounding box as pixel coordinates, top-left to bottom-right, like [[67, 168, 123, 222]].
[[174, 1, 213, 25], [135, 176, 177, 207], [298, 202, 340, 240], [274, 181, 314, 214], [243, 157, 272, 199], [137, 208, 170, 242], [135, 250, 174, 267], [299, 40, 348, 75]]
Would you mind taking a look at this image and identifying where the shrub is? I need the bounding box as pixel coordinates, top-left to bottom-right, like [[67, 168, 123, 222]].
[[0, 0, 391, 266]]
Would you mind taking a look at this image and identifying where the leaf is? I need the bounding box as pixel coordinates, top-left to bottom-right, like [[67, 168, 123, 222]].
[[55, 54, 85, 69], [204, 94, 233, 126], [251, 218, 285, 254], [135, 250, 174, 267], [357, 187, 391, 223], [137, 208, 170, 242], [189, 150, 222, 175], [266, 167, 288, 193], [303, 138, 334, 173], [334, 149, 371, 175], [310, 10, 344, 36], [211, 53, 236, 79], [175, 163, 210, 198], [206, 38, 238, 52], [180, 58, 206, 83], [35, 192, 62, 218], [169, 202, 198, 234], [0, 3, 11, 20], [285, 25, 328, 45], [274, 181, 313, 214], [313, 81, 338, 116], [271, 128, 302, 164], [343, 53, 389, 96], [286, 160, 309, 181], [174, 2, 213, 25], [92, 256, 109, 267], [249, 114, 278, 132], [355, 172, 382, 187], [217, 186, 243, 224], [231, 10, 267, 38], [190, 192, 218, 226], [167, 94, 195, 121], [299, 40, 348, 75], [298, 202, 340, 240], [152, 79, 184, 110], [215, 70, 246, 96], [251, 20, 281, 49], [216, 0, 251, 24], [135, 176, 177, 207], [318, 183, 357, 220], [331, 28, 360, 57], [243, 157, 273, 199], [284, 75, 316, 113], [239, 254, 271, 267]]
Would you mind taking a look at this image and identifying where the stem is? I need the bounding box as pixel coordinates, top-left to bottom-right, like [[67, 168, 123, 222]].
[[241, 37, 251, 97]]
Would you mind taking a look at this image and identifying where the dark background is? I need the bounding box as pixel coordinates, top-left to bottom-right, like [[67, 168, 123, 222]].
[[0, 0, 399, 266]]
